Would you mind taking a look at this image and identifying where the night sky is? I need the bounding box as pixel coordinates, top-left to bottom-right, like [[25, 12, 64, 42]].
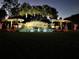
[[0, 0, 79, 18]]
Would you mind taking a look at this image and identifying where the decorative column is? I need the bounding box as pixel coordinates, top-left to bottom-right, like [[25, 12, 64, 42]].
[[10, 21, 13, 28], [73, 24, 78, 32], [60, 21, 63, 30], [64, 22, 68, 32]]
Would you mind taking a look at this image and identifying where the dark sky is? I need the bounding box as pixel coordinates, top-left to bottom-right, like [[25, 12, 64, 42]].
[[0, 0, 79, 18]]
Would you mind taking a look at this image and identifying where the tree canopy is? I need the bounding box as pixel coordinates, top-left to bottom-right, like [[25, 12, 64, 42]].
[[1, 0, 58, 20], [19, 3, 58, 19], [0, 9, 7, 20], [1, 0, 20, 16]]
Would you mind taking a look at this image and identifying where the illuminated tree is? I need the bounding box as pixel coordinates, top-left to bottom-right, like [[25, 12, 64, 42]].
[[19, 2, 31, 16], [42, 5, 58, 19], [1, 0, 19, 16], [19, 4, 58, 19]]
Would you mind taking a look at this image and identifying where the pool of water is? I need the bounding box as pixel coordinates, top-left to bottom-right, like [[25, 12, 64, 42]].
[[19, 28, 54, 32]]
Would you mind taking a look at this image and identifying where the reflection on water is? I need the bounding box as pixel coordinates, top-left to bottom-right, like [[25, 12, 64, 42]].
[[19, 28, 54, 32]]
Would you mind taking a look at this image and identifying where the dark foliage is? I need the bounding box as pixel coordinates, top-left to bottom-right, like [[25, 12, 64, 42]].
[[0, 9, 7, 20], [2, 0, 19, 16]]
